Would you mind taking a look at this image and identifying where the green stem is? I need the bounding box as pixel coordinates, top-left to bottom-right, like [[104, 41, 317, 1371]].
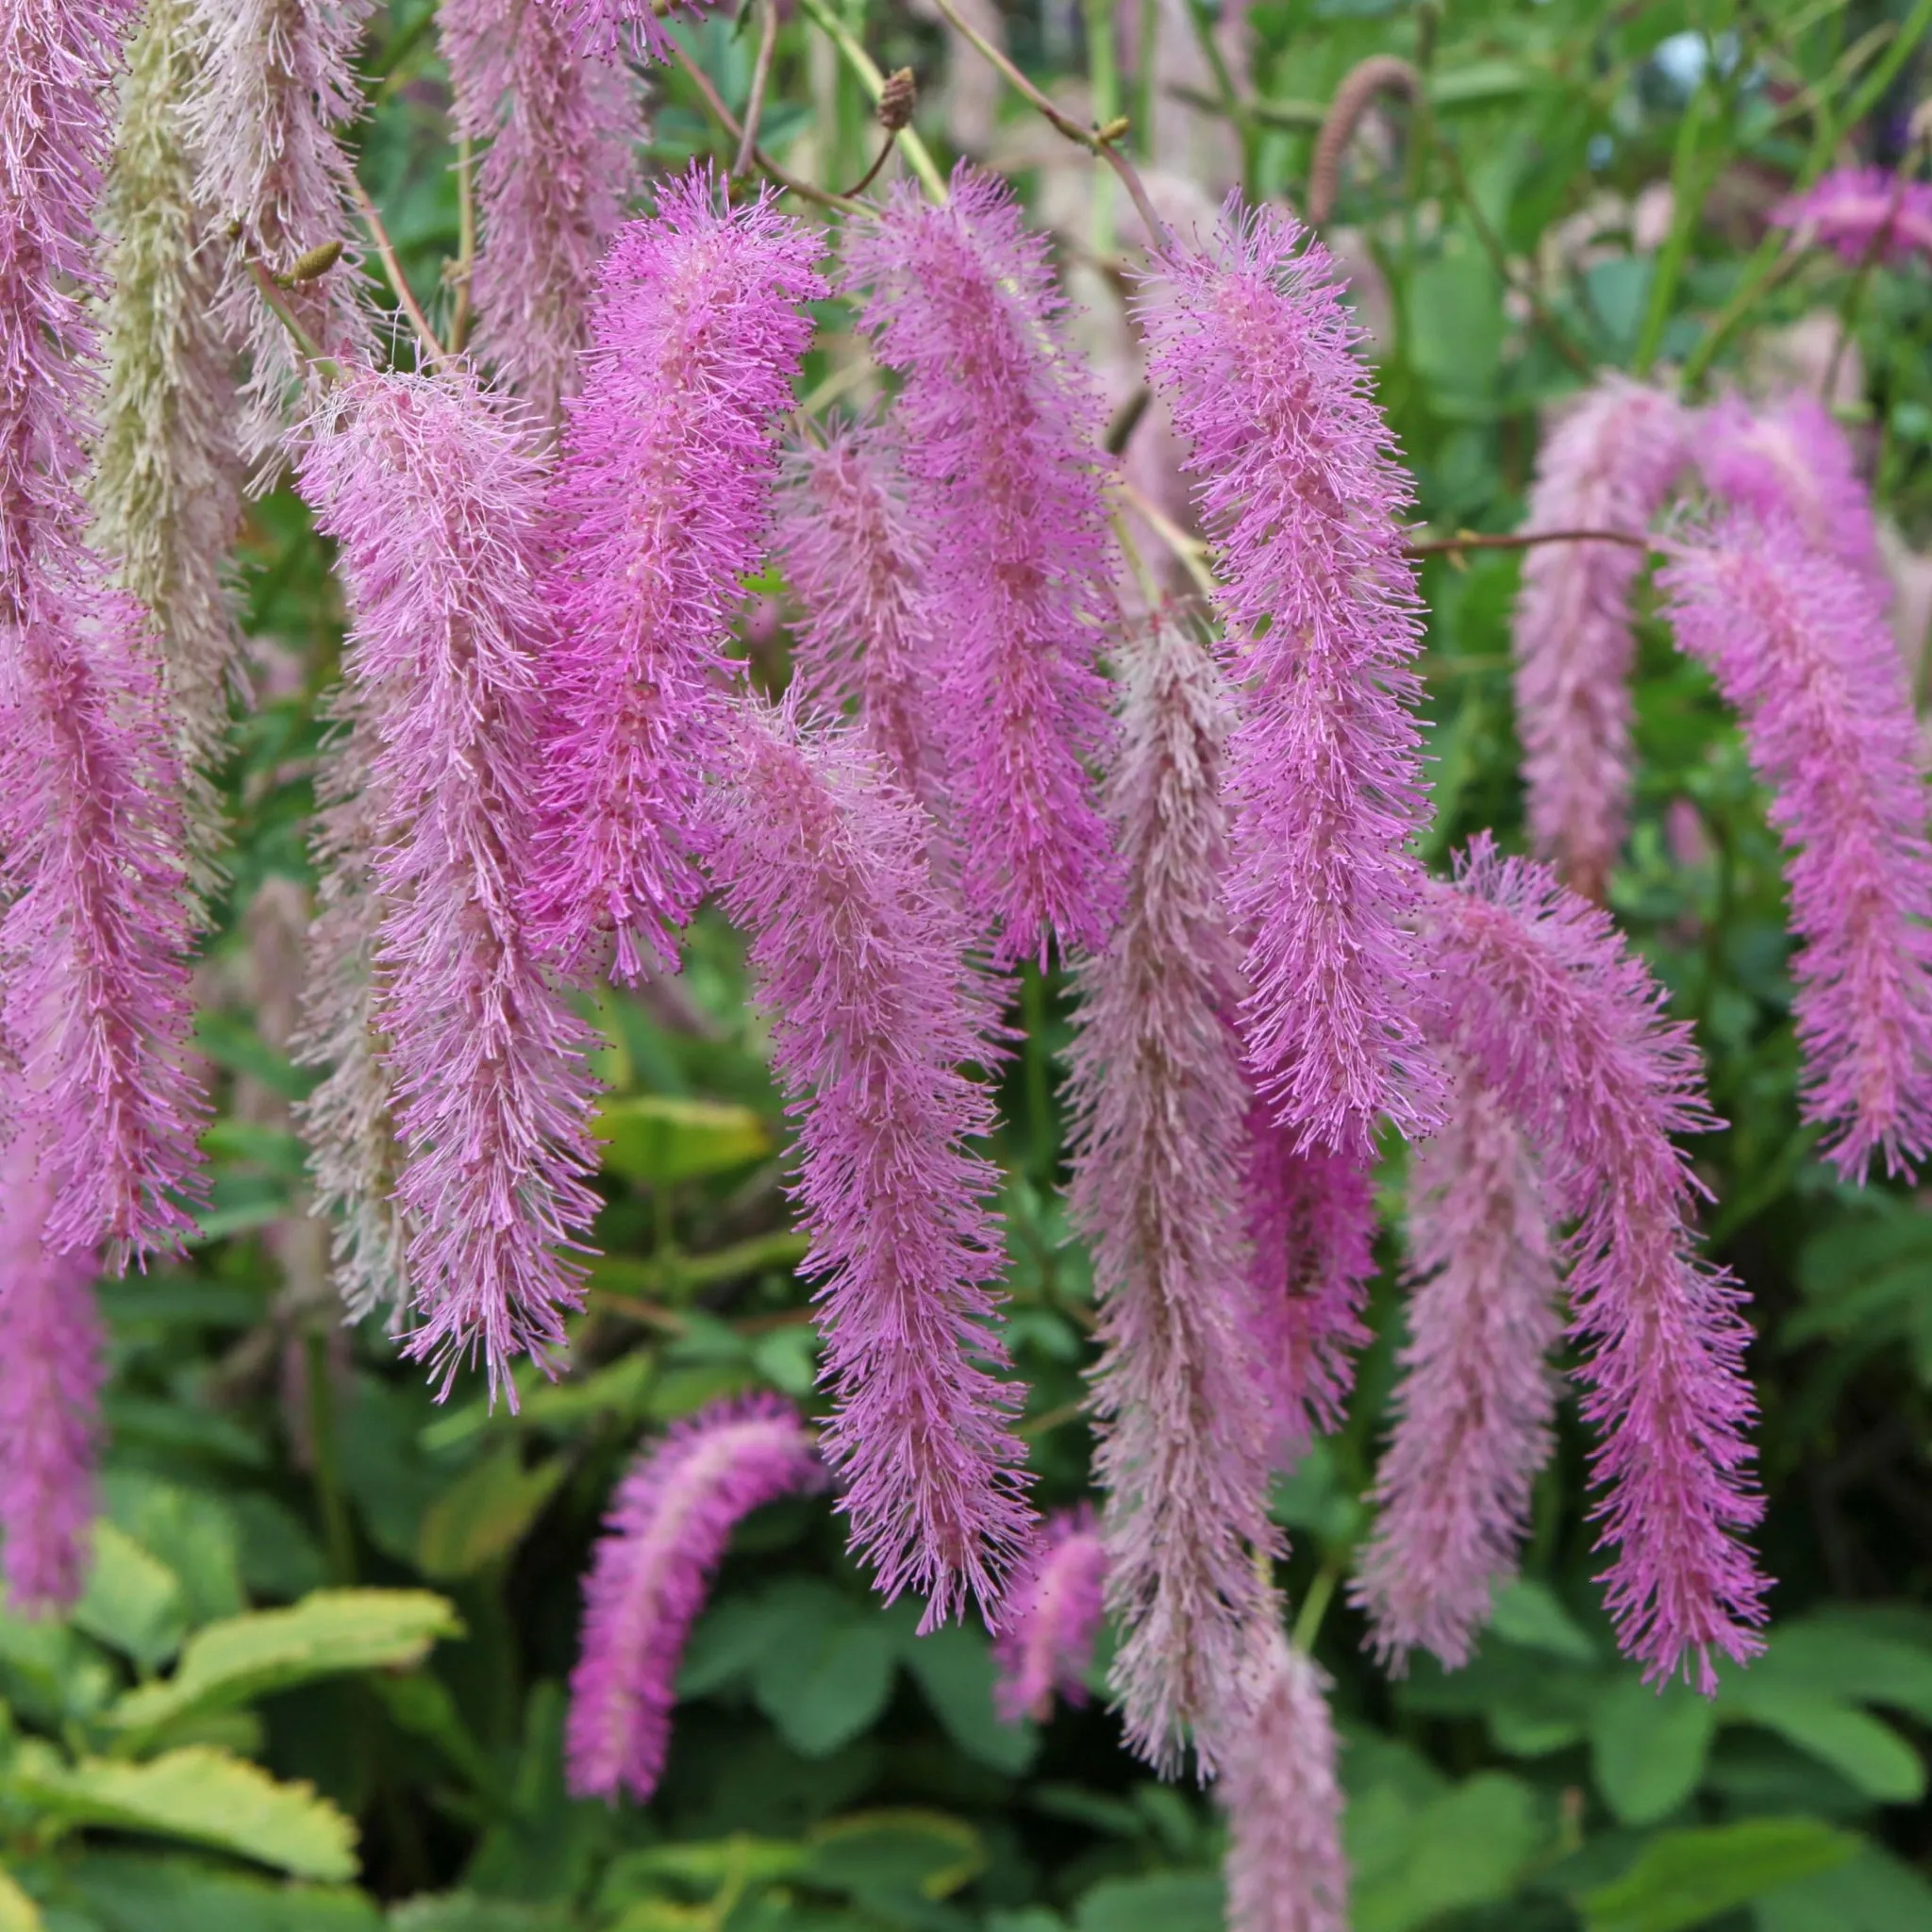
[[795, 0, 950, 203], [1085, 0, 1120, 256], [1291, 1557, 1345, 1654], [1633, 78, 1716, 375], [305, 1332, 357, 1586]]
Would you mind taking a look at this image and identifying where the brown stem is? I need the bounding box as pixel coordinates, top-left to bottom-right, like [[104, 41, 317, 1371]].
[[840, 134, 897, 199], [734, 0, 781, 178], [924, 0, 1170, 244], [1406, 525, 1651, 558], [246, 258, 341, 380], [350, 177, 448, 367]]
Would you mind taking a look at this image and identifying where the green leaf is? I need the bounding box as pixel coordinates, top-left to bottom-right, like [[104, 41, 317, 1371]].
[[752, 1589, 894, 1757], [98, 1474, 246, 1625], [66, 1852, 382, 1931], [72, 1522, 190, 1674], [1579, 1818, 1858, 1932], [108, 1589, 462, 1741], [0, 1868, 43, 1932], [806, 1808, 985, 1907], [1073, 1874, 1222, 1932], [1488, 1579, 1599, 1663], [1590, 1677, 1719, 1824], [1756, 1840, 1932, 1931], [1352, 1773, 1545, 1932], [0, 1609, 116, 1727], [1406, 245, 1504, 402], [192, 1011, 316, 1103], [388, 1898, 572, 1931], [1721, 1682, 1924, 1805], [414, 1447, 565, 1579], [12, 1742, 358, 1881], [899, 1616, 1040, 1777], [596, 1094, 772, 1188]]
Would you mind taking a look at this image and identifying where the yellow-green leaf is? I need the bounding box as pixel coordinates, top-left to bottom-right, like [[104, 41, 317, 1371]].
[[596, 1095, 771, 1188], [11, 1743, 357, 1881], [0, 1865, 44, 1932], [415, 1447, 565, 1580], [107, 1589, 461, 1740]]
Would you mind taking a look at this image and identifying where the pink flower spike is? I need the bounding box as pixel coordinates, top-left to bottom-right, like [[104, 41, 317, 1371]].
[[440, 0, 641, 425], [1352, 1059, 1562, 1671], [0, 1124, 106, 1616], [531, 168, 825, 982], [1659, 516, 1932, 1180], [992, 1507, 1108, 1724], [294, 368, 603, 1402], [1217, 1620, 1349, 1932], [1137, 198, 1440, 1158], [566, 1394, 826, 1804], [538, 0, 685, 62], [1424, 840, 1767, 1690], [1512, 376, 1689, 900], [1065, 621, 1277, 1774], [775, 418, 949, 827], [1697, 391, 1889, 603], [845, 165, 1121, 966], [1243, 1102, 1377, 1468], [1773, 166, 1932, 266], [706, 699, 1034, 1624]]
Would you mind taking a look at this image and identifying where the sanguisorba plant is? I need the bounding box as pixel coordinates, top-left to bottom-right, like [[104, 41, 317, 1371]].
[[10, 5, 1932, 1924]]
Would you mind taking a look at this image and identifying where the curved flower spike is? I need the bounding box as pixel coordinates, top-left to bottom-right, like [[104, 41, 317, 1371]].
[[992, 1507, 1108, 1724]]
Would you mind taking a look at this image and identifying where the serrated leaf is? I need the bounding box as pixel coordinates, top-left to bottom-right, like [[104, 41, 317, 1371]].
[[1578, 1818, 1857, 1932], [596, 1095, 771, 1188], [1352, 1773, 1544, 1932], [1487, 1579, 1599, 1663], [752, 1591, 893, 1757], [414, 1448, 564, 1580], [12, 1743, 358, 1881], [0, 1867, 43, 1932], [900, 1616, 1040, 1777], [807, 1807, 985, 1905], [1590, 1677, 1718, 1824], [98, 1474, 246, 1625], [1722, 1681, 1924, 1805], [108, 1589, 461, 1740], [73, 1522, 189, 1673], [66, 1851, 382, 1931], [1073, 1873, 1222, 1932]]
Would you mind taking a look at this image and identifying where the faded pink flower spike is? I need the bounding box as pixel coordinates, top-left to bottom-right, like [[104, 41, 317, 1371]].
[[775, 418, 948, 825], [531, 169, 825, 981], [1065, 621, 1278, 1774], [1, 0, 208, 1262], [440, 0, 641, 425], [1659, 516, 1932, 1180], [1698, 391, 1889, 604], [846, 165, 1121, 966], [1216, 1620, 1349, 1932], [1137, 198, 1440, 1159], [1512, 377, 1689, 900], [705, 699, 1034, 1626], [1352, 1059, 1563, 1671], [1773, 166, 1932, 266], [567, 1394, 826, 1804], [539, 0, 682, 61], [992, 1507, 1108, 1724], [1425, 839, 1767, 1690], [0, 1124, 107, 1614], [294, 368, 603, 1402], [1243, 1102, 1377, 1469], [186, 0, 375, 459]]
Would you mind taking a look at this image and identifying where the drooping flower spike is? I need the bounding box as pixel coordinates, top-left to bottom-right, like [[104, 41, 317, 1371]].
[[0, 1124, 107, 1615], [1511, 376, 1689, 900], [847, 164, 1121, 967], [1, 0, 208, 1263], [1772, 165, 1932, 267], [440, 0, 641, 425], [992, 1507, 1109, 1724], [774, 417, 949, 828], [1065, 621, 1277, 1774], [294, 368, 602, 1401], [566, 1394, 826, 1804], [1424, 839, 1766, 1690], [705, 698, 1034, 1625], [1353, 1059, 1562, 1670], [1659, 515, 1932, 1181], [1138, 196, 1440, 1159], [539, 0, 686, 61], [532, 167, 825, 981]]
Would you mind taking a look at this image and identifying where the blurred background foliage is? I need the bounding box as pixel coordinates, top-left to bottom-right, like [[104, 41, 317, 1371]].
[[7, 0, 1932, 1926]]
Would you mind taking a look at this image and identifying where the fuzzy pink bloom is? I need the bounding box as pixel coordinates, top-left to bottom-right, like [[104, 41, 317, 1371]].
[[566, 1393, 826, 1804], [1216, 1621, 1348, 1932], [0, 1125, 106, 1614], [1243, 1102, 1376, 1467], [992, 1507, 1108, 1724], [774, 418, 948, 824], [1, 0, 208, 1260], [1773, 165, 1932, 266], [1659, 516, 1932, 1179], [1137, 199, 1438, 1159], [1425, 839, 1766, 1689], [295, 368, 603, 1401], [1698, 391, 1888, 602], [531, 170, 824, 981], [186, 0, 375, 458], [1352, 1060, 1562, 1670], [440, 0, 640, 425], [1065, 622, 1277, 1774], [1512, 377, 1689, 900], [846, 166, 1120, 966], [705, 700, 1034, 1625], [539, 0, 684, 60]]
